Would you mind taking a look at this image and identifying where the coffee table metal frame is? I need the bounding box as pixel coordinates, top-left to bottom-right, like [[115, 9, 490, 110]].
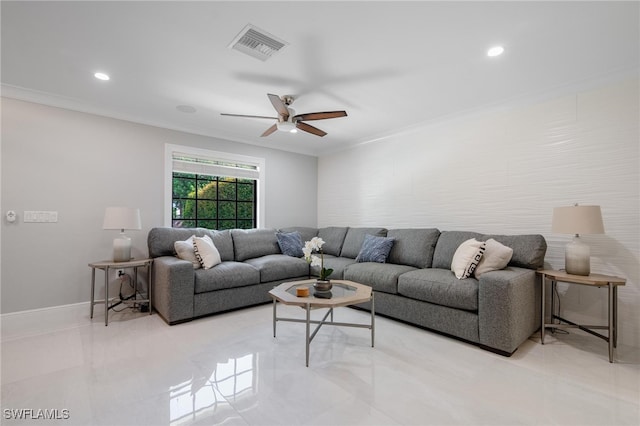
[[269, 279, 375, 367]]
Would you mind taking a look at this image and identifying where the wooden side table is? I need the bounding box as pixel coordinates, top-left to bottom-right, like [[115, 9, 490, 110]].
[[89, 258, 153, 326], [538, 269, 626, 362]]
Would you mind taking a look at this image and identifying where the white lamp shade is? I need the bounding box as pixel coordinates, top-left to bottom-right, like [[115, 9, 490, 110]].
[[103, 207, 141, 231], [552, 205, 604, 235]]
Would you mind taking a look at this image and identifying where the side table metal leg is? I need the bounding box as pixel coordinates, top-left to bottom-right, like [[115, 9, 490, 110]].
[[104, 267, 110, 326], [133, 266, 138, 308], [371, 293, 375, 348], [540, 274, 546, 344], [608, 283, 614, 363], [613, 285, 618, 348], [550, 279, 556, 333], [272, 299, 277, 338], [90, 268, 96, 319]]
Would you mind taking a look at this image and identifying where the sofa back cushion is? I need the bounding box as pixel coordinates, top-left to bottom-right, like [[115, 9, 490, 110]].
[[231, 228, 280, 261], [148, 227, 207, 258], [340, 227, 387, 258], [147, 227, 235, 261], [208, 230, 235, 262], [433, 230, 547, 270], [483, 234, 547, 270], [279, 226, 318, 244], [317, 227, 349, 256], [387, 228, 441, 268], [432, 231, 486, 270]]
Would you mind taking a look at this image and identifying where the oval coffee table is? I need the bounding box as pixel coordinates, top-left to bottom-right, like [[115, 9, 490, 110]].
[[269, 279, 375, 366]]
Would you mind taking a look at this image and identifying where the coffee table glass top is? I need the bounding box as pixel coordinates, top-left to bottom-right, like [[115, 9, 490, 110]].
[[269, 279, 372, 308]]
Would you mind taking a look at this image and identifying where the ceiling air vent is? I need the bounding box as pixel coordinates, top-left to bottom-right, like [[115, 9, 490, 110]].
[[228, 24, 288, 61]]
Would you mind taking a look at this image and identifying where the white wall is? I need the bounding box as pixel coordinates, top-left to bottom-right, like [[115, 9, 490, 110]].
[[1, 98, 317, 314], [318, 77, 640, 348]]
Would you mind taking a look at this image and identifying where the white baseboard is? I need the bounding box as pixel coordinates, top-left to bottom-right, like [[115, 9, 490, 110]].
[[1, 302, 91, 342]]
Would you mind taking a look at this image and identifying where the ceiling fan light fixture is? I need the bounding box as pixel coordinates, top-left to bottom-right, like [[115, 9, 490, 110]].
[[277, 121, 297, 133]]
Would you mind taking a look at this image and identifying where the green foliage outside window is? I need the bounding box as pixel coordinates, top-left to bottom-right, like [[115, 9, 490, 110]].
[[172, 173, 256, 230]]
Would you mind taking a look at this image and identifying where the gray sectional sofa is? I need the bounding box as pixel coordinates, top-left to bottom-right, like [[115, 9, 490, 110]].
[[147, 226, 546, 355]]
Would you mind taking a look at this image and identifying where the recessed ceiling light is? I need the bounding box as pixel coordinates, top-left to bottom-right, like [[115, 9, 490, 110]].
[[487, 46, 505, 57], [94, 72, 110, 81]]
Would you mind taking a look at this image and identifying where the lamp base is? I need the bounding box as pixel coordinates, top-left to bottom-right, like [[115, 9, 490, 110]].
[[565, 235, 590, 276], [113, 233, 131, 262]]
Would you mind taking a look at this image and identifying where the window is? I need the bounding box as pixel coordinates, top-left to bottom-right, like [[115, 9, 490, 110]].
[[165, 144, 265, 229]]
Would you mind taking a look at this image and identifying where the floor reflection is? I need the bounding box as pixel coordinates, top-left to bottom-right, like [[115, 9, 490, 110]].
[[169, 353, 258, 425]]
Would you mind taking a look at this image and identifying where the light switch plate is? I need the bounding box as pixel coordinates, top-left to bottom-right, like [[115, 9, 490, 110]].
[[24, 211, 58, 223]]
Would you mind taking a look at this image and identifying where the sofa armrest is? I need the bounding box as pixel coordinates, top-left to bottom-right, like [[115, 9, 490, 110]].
[[477, 267, 541, 354], [152, 256, 195, 324]]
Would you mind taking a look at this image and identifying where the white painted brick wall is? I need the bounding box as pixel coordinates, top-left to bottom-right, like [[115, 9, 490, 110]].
[[318, 77, 640, 348]]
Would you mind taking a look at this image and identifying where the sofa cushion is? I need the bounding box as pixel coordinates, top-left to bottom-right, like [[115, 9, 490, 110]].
[[310, 254, 355, 280], [474, 238, 513, 277], [174, 235, 201, 269], [194, 261, 260, 293], [387, 228, 440, 268], [317, 227, 349, 256], [433, 231, 547, 271], [344, 263, 417, 294], [451, 238, 486, 279], [148, 227, 212, 258], [276, 231, 304, 257], [279, 226, 318, 244], [483, 234, 546, 270], [193, 235, 222, 269], [432, 231, 484, 270], [398, 269, 479, 311], [147, 227, 235, 262], [340, 227, 387, 258], [207, 230, 235, 262], [244, 254, 309, 282], [355, 235, 395, 263], [231, 228, 280, 261]]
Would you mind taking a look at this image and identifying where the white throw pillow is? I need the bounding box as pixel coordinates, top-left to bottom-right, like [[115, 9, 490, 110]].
[[175, 235, 201, 269], [451, 238, 486, 279], [474, 238, 513, 277], [193, 235, 222, 269]]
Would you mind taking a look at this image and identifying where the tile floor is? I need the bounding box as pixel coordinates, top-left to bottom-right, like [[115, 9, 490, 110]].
[[1, 303, 639, 425]]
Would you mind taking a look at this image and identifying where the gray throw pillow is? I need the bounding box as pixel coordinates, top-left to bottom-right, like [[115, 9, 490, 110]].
[[276, 231, 304, 257], [356, 235, 395, 263]]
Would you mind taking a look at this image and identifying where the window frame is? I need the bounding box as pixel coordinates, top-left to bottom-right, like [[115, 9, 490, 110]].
[[164, 144, 265, 228]]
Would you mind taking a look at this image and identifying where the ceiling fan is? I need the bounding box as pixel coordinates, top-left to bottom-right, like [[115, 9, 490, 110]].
[[221, 94, 347, 137]]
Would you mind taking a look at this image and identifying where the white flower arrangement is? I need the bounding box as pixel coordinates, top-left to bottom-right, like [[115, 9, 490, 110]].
[[303, 237, 334, 281]]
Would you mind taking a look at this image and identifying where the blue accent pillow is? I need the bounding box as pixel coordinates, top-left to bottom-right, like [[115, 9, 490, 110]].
[[276, 231, 304, 257], [356, 234, 395, 263]]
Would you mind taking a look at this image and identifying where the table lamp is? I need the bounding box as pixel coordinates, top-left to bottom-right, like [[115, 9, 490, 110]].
[[103, 207, 142, 262], [551, 204, 604, 276]]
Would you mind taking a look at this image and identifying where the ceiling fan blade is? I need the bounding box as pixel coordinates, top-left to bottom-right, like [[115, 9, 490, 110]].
[[220, 113, 277, 120], [267, 93, 289, 118], [293, 111, 347, 121], [296, 122, 327, 137], [261, 124, 278, 137]]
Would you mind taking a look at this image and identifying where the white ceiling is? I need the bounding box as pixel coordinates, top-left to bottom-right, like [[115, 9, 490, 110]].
[[2, 1, 638, 156]]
